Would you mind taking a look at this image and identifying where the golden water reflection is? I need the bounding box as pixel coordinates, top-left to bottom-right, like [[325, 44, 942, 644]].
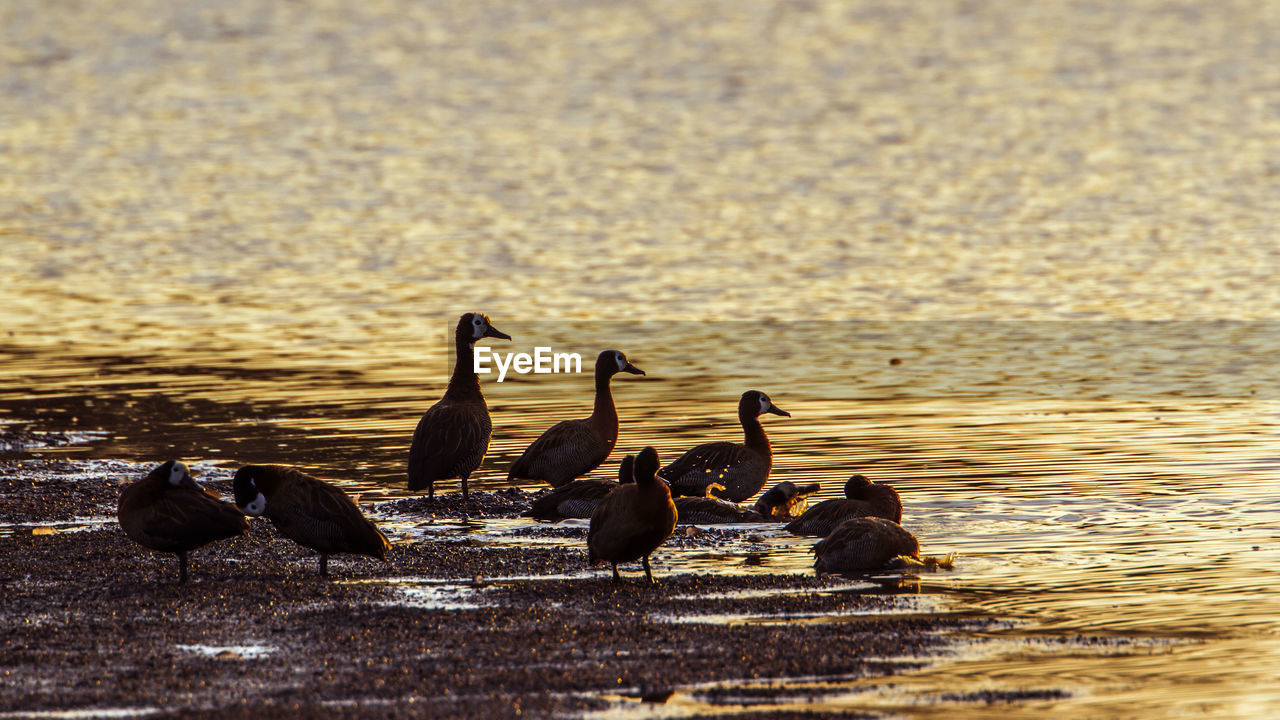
[[7, 0, 1280, 714], [6, 322, 1278, 714]]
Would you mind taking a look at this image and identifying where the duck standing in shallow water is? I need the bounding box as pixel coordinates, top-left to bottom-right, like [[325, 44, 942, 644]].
[[588, 446, 677, 583], [659, 390, 790, 502], [785, 474, 902, 537], [117, 460, 248, 584], [524, 454, 634, 522], [508, 349, 644, 488], [408, 312, 511, 499], [233, 464, 391, 577], [813, 517, 919, 573]]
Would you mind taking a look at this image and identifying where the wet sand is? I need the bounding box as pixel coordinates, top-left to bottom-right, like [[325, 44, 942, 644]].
[[0, 455, 989, 719]]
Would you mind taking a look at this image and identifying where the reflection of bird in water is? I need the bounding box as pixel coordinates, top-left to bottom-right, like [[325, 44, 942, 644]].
[[118, 460, 248, 584], [660, 390, 790, 501], [524, 455, 634, 522], [508, 350, 644, 488], [813, 517, 953, 573], [588, 447, 677, 583], [674, 480, 820, 525], [785, 474, 902, 537]]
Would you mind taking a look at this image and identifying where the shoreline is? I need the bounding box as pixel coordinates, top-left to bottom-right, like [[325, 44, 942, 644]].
[[0, 456, 1003, 718]]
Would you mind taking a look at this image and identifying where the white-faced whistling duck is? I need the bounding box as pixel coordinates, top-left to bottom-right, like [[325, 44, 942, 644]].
[[508, 349, 644, 488], [659, 390, 790, 502], [407, 312, 510, 499], [118, 460, 248, 584], [233, 464, 391, 577]]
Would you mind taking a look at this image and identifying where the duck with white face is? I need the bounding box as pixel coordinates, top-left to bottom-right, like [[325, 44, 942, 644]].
[[658, 390, 791, 503], [407, 312, 511, 500], [233, 464, 390, 578], [508, 349, 645, 488], [117, 460, 248, 584]]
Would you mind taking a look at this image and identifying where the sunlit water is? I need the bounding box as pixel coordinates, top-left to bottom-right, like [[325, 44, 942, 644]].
[[5, 0, 1280, 716]]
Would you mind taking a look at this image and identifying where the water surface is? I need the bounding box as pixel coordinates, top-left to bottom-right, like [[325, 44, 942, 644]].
[[5, 0, 1280, 716]]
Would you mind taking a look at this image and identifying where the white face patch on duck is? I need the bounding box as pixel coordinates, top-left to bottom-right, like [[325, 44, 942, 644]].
[[615, 352, 627, 372], [243, 492, 267, 517], [758, 394, 772, 415], [470, 313, 488, 340], [167, 462, 189, 486]]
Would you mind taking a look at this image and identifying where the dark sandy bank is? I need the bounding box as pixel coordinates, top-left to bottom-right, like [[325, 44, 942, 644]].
[[0, 459, 986, 719]]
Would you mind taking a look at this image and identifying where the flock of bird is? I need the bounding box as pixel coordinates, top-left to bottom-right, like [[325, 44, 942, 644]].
[[117, 313, 937, 584]]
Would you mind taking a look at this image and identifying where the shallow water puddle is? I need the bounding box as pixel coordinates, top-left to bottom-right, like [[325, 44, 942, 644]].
[[0, 709, 160, 720], [0, 517, 115, 538], [174, 643, 277, 660], [344, 576, 492, 610]]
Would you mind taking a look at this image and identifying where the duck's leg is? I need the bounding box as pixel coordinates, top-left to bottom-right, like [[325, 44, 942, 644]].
[[642, 555, 655, 584], [611, 563, 621, 582], [320, 554, 329, 577], [177, 552, 189, 584]]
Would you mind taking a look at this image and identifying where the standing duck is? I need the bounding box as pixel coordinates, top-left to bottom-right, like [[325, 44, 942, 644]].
[[117, 460, 248, 584], [587, 446, 677, 583], [408, 312, 511, 499], [813, 517, 919, 573], [659, 390, 790, 502], [233, 464, 391, 577], [508, 349, 644, 488], [785, 474, 902, 537], [524, 454, 634, 522]]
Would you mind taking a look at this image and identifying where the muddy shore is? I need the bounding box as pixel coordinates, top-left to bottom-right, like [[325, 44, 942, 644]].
[[1, 457, 986, 719]]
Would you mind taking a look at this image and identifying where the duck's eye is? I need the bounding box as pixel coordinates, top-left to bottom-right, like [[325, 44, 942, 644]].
[[473, 317, 483, 326]]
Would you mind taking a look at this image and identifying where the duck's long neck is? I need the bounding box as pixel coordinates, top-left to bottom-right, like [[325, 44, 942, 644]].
[[741, 410, 771, 459], [588, 369, 618, 443], [445, 334, 484, 403]]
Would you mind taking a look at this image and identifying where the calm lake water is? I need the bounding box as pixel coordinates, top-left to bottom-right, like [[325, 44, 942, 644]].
[[5, 0, 1280, 716]]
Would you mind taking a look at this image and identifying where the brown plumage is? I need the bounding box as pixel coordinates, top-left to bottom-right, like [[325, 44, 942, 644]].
[[408, 312, 511, 499], [659, 390, 790, 502], [674, 496, 766, 524], [117, 460, 248, 584], [587, 446, 677, 583], [674, 479, 821, 525], [524, 455, 634, 522], [785, 474, 903, 537], [233, 464, 391, 577], [508, 350, 644, 488], [813, 517, 919, 573], [752, 480, 822, 520]]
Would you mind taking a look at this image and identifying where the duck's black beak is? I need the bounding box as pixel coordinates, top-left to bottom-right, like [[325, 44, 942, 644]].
[[484, 325, 512, 341], [622, 362, 645, 376], [767, 402, 791, 417], [177, 471, 204, 493]]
